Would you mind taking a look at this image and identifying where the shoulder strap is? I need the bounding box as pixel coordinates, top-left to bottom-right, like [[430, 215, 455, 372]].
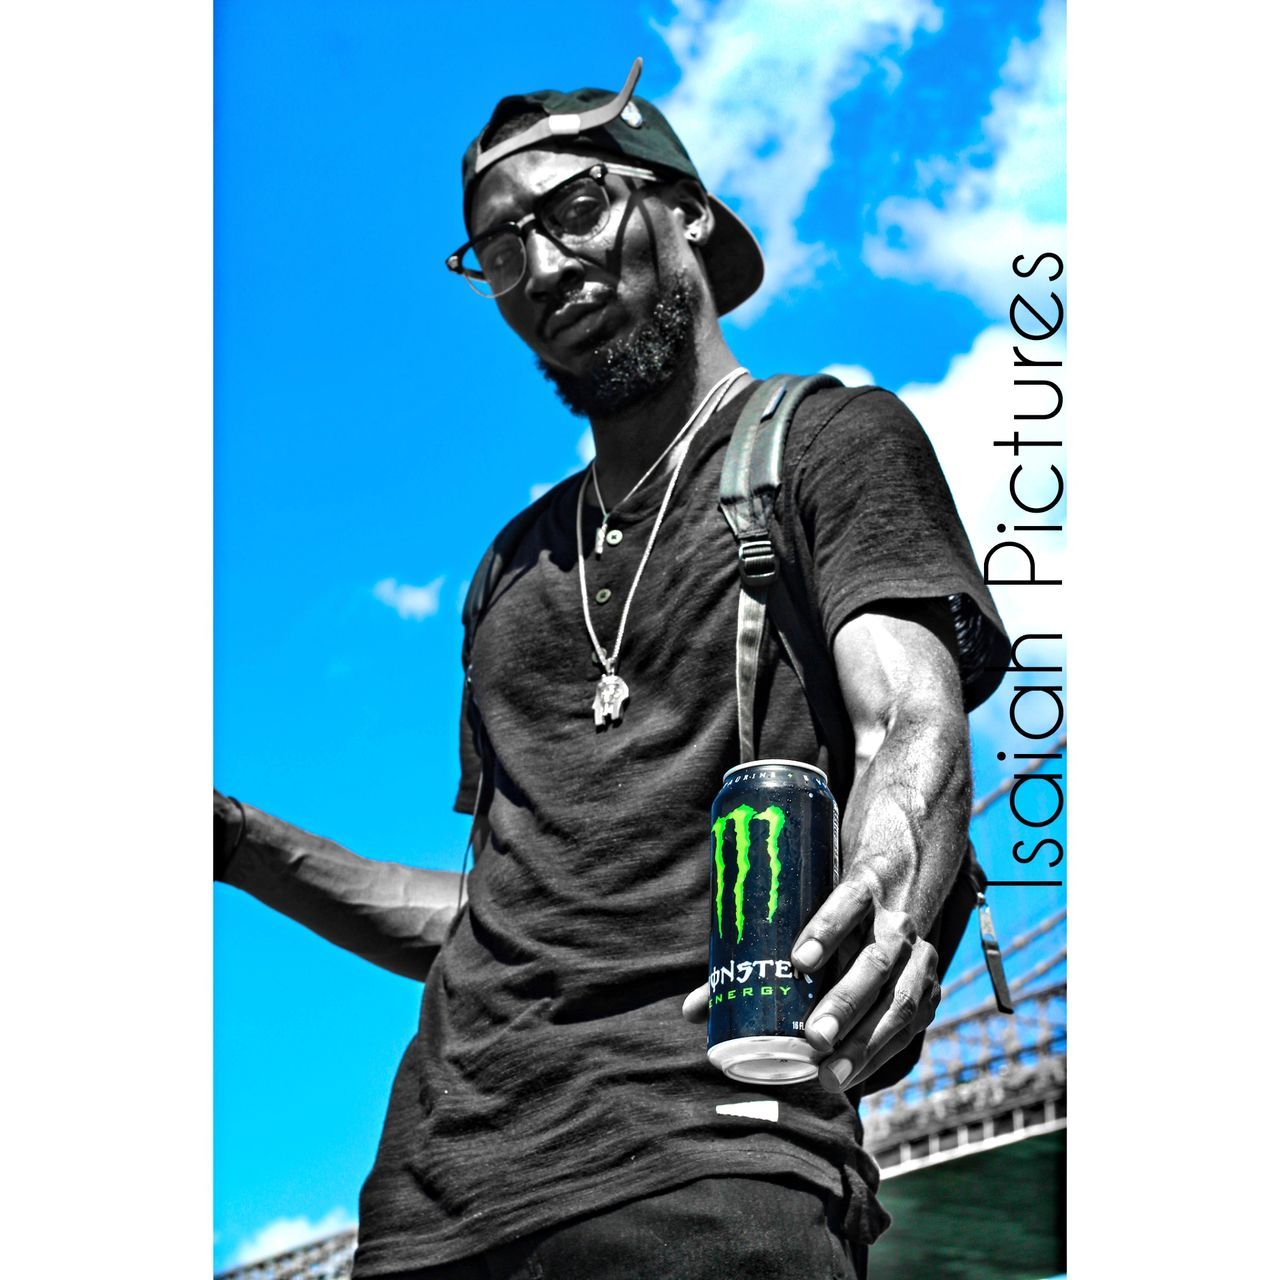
[[461, 487, 561, 815], [718, 372, 845, 775], [463, 499, 546, 674], [718, 374, 840, 579]]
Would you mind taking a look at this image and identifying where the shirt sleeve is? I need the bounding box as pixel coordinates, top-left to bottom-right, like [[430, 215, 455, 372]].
[[789, 388, 1011, 712]]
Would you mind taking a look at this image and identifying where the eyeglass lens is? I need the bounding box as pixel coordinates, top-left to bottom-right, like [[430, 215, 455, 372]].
[[462, 175, 614, 298]]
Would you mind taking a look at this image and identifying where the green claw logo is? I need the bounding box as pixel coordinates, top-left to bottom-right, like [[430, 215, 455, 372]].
[[711, 804, 786, 942]]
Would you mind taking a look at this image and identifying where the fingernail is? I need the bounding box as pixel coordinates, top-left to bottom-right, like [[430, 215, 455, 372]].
[[821, 1059, 853, 1093], [793, 939, 824, 969], [809, 1014, 840, 1052]]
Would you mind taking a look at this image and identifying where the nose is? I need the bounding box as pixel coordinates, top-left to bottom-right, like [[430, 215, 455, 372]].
[[522, 226, 584, 303]]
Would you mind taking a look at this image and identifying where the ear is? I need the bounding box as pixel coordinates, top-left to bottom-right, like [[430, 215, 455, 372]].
[[666, 178, 716, 247]]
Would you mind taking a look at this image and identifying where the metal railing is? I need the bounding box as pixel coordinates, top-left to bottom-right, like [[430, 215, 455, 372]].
[[863, 978, 1066, 1173], [215, 1228, 357, 1280]]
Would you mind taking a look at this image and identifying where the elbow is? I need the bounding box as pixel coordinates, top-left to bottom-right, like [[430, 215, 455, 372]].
[[360, 938, 439, 983], [394, 946, 440, 984]]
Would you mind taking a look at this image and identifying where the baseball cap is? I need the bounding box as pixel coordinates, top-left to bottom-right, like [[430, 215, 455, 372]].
[[460, 58, 764, 316]]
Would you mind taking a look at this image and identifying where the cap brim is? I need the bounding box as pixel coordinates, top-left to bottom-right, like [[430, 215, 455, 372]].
[[703, 195, 765, 317]]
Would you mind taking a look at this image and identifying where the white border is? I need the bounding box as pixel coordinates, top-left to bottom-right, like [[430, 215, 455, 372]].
[[1071, 3, 1276, 1277], [1, 2, 211, 1273], [5, 2, 1277, 1276]]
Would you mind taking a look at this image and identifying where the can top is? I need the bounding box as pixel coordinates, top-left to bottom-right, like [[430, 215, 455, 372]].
[[722, 758, 829, 784]]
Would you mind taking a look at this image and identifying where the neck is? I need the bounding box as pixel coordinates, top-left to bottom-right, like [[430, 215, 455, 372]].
[[587, 328, 744, 509]]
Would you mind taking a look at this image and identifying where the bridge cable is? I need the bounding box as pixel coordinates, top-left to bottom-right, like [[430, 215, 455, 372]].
[[940, 906, 1066, 1001], [970, 733, 1067, 820], [1008, 945, 1066, 994]]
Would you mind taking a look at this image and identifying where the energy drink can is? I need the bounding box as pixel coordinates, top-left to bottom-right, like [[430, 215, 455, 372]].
[[707, 759, 840, 1084]]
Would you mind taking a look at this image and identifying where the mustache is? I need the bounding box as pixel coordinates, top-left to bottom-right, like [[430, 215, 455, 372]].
[[535, 274, 699, 420], [540, 286, 614, 340]]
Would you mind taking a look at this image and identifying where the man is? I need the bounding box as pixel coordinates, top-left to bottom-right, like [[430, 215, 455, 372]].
[[215, 59, 1009, 1279]]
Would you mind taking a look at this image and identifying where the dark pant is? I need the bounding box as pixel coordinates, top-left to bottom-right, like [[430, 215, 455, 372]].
[[384, 1175, 868, 1280]]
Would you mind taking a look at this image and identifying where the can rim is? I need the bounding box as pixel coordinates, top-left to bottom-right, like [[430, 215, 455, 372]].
[[721, 758, 829, 784], [708, 1036, 821, 1084]]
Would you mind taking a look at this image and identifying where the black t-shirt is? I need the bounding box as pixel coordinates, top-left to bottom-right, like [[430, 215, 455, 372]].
[[351, 385, 1009, 1276]]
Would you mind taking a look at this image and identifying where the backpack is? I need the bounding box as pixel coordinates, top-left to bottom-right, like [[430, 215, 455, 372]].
[[460, 373, 1012, 1094]]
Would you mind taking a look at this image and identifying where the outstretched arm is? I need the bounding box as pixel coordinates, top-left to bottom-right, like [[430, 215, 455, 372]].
[[789, 606, 970, 1090], [216, 791, 465, 982], [683, 606, 970, 1092]]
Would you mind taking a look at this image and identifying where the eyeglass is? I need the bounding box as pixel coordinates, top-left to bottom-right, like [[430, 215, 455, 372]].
[[446, 162, 660, 300]]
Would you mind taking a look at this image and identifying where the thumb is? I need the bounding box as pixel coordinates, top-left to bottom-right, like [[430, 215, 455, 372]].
[[681, 982, 710, 1023]]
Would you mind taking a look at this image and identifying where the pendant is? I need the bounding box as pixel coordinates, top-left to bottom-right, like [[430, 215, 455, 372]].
[[594, 524, 607, 557], [592, 672, 630, 726]]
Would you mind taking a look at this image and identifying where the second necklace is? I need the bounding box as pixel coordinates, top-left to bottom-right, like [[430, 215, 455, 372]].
[[576, 366, 749, 726]]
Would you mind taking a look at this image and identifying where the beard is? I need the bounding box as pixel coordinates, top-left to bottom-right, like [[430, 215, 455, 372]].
[[535, 274, 699, 419]]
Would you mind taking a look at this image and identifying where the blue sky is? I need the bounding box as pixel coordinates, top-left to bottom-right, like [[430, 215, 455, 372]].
[[214, 0, 1066, 1268]]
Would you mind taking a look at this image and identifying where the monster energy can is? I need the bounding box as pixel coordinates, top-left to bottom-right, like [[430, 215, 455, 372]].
[[707, 759, 840, 1084]]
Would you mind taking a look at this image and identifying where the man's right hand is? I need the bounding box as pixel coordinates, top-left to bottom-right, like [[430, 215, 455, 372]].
[[211, 797, 463, 980], [213, 789, 245, 881]]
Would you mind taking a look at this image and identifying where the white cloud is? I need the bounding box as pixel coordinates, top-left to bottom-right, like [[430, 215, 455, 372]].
[[230, 1207, 355, 1267], [655, 0, 943, 320], [373, 575, 444, 621], [863, 0, 1065, 313], [822, 362, 876, 388]]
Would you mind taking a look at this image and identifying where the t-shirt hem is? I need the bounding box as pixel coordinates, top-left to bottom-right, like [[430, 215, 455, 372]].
[[350, 1146, 849, 1276]]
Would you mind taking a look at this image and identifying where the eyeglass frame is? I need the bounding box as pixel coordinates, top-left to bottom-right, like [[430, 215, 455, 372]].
[[445, 161, 663, 299]]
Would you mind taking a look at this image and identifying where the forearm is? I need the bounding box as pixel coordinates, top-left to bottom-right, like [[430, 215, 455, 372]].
[[222, 803, 464, 982], [841, 708, 971, 935]]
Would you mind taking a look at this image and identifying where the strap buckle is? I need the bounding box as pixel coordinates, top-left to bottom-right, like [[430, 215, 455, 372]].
[[738, 537, 777, 584]]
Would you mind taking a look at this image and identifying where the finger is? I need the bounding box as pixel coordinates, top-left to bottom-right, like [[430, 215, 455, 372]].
[[681, 982, 710, 1024], [803, 910, 920, 1054], [821, 970, 940, 1093], [790, 878, 876, 973], [804, 931, 912, 1054], [824, 1022, 918, 1094], [815, 970, 901, 1089], [846, 977, 943, 1088], [818, 949, 939, 1091], [849, 945, 937, 1064]]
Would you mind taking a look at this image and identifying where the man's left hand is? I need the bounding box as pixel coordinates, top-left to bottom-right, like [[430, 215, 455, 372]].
[[682, 608, 966, 1094], [787, 875, 941, 1091], [680, 878, 941, 1093]]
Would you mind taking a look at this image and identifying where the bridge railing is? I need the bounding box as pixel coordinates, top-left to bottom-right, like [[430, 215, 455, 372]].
[[215, 1227, 357, 1280], [862, 979, 1066, 1166]]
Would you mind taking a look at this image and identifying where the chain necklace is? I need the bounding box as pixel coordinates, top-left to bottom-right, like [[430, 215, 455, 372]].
[[588, 365, 749, 557], [576, 366, 749, 726]]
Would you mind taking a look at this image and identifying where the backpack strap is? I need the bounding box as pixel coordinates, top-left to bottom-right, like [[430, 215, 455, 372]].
[[718, 373, 845, 768], [461, 496, 551, 674], [461, 489, 559, 818]]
